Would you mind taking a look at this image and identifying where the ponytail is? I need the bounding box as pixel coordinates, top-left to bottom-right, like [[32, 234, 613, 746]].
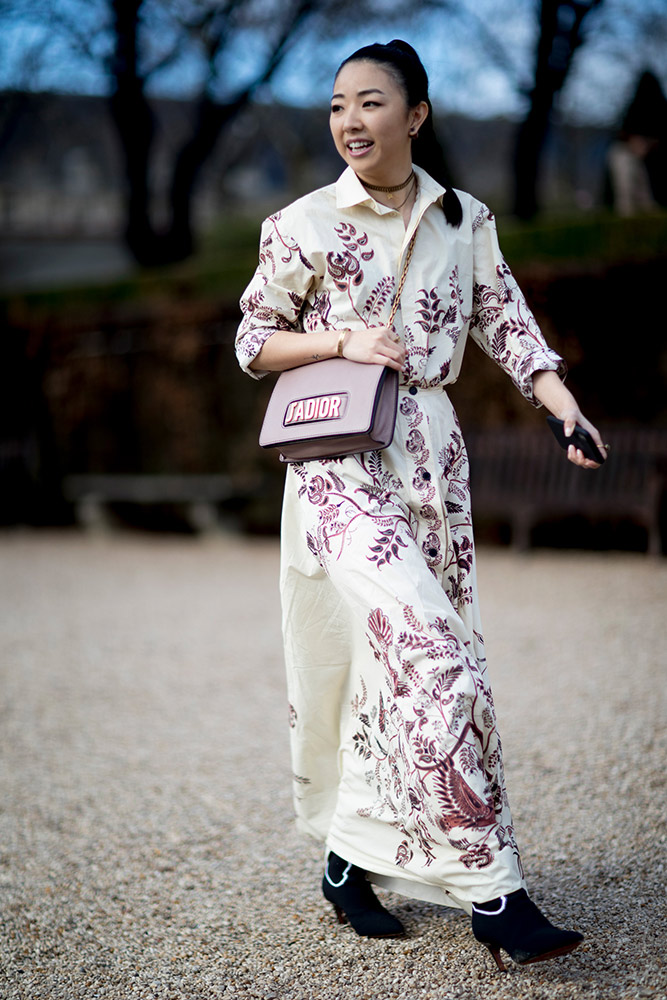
[[337, 40, 463, 228], [411, 97, 463, 227]]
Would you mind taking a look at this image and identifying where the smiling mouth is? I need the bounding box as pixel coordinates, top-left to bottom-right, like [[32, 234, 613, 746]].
[[346, 139, 374, 154]]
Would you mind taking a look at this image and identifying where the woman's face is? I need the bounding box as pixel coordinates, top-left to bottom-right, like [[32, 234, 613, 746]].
[[330, 60, 427, 182]]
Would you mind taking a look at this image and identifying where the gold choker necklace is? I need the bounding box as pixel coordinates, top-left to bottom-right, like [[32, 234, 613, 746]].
[[362, 170, 415, 200], [392, 174, 417, 210]]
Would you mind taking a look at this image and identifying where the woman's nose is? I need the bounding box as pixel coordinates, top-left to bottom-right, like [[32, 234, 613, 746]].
[[343, 106, 362, 131]]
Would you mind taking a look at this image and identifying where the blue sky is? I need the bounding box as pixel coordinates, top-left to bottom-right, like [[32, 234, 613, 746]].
[[1, 1, 666, 125]]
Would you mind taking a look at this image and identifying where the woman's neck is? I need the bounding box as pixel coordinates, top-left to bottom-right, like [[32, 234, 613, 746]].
[[355, 157, 414, 187], [361, 170, 419, 227]]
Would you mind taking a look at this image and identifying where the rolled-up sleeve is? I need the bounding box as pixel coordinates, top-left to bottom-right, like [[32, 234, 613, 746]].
[[469, 206, 566, 405], [236, 213, 318, 380]]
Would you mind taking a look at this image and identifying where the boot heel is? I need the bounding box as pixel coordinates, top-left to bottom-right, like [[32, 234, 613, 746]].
[[486, 945, 507, 973], [332, 903, 347, 925]]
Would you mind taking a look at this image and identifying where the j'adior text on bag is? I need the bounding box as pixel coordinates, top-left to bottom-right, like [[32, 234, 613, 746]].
[[284, 391, 348, 425]]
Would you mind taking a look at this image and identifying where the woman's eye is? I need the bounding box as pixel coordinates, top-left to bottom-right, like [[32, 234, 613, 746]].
[[363, 101, 379, 108], [330, 104, 343, 114]]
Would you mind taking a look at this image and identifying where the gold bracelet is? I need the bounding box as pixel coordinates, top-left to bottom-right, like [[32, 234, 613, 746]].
[[336, 330, 347, 358]]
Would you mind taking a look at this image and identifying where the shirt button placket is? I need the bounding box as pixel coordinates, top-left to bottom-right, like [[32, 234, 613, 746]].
[[416, 403, 450, 579]]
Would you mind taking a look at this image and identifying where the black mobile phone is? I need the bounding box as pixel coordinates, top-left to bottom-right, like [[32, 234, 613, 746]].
[[546, 416, 606, 464]]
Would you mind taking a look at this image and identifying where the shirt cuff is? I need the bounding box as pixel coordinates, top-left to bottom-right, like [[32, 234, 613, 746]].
[[235, 328, 276, 380], [518, 349, 568, 407]]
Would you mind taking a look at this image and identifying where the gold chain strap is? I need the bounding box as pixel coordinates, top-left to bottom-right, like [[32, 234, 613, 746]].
[[387, 228, 419, 328]]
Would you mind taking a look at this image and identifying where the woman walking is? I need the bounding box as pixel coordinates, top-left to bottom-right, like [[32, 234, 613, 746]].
[[236, 40, 603, 971]]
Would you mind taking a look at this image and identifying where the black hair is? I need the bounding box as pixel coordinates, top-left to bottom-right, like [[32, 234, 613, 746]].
[[336, 39, 462, 228]]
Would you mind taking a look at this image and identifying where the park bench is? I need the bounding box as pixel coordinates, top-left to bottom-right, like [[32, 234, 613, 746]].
[[465, 426, 667, 555], [63, 473, 234, 533], [62, 429, 667, 552]]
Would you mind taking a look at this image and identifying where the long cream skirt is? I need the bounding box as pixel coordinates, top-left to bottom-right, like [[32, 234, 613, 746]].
[[280, 387, 525, 913]]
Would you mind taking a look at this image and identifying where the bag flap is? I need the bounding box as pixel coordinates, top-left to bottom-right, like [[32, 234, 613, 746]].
[[259, 358, 392, 448]]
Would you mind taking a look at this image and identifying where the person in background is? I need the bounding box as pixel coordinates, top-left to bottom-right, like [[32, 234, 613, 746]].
[[607, 70, 667, 216]]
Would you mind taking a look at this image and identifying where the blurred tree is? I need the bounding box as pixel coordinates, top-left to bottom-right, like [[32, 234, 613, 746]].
[[1, 0, 410, 265], [426, 0, 667, 216], [108, 0, 321, 265], [513, 0, 604, 219]]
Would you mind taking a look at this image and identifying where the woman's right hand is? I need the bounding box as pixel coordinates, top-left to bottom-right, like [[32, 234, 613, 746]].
[[341, 326, 406, 371]]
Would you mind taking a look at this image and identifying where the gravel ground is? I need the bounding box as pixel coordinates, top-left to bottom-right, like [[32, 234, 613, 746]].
[[0, 530, 665, 1000]]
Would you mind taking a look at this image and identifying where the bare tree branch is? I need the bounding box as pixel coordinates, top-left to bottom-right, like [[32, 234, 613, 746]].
[[424, 0, 534, 95]]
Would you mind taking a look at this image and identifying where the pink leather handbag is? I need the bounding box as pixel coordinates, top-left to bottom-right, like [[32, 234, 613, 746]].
[[259, 359, 398, 462], [259, 229, 418, 463]]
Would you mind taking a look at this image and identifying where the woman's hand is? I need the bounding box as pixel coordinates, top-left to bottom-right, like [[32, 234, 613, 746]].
[[341, 326, 406, 371], [250, 326, 406, 373], [532, 371, 607, 469], [560, 408, 608, 469]]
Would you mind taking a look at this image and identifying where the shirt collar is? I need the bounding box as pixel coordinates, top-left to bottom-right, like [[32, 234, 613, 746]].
[[335, 164, 446, 213]]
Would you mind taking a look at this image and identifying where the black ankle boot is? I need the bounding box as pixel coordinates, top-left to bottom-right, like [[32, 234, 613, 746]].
[[322, 852, 405, 938], [471, 889, 583, 971]]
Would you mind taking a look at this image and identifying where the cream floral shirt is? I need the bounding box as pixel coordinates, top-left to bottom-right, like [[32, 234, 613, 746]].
[[237, 164, 565, 399]]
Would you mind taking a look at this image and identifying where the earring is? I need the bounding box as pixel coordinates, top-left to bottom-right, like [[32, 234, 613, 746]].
[[409, 129, 419, 137]]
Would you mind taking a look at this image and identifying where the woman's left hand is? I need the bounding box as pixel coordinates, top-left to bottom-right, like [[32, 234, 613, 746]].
[[560, 408, 607, 469], [532, 372, 607, 470]]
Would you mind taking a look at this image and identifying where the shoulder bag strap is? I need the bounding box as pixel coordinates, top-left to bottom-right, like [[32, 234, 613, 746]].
[[387, 228, 419, 328]]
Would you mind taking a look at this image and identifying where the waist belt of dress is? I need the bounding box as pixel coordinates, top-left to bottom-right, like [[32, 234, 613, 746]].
[[398, 383, 447, 394]]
